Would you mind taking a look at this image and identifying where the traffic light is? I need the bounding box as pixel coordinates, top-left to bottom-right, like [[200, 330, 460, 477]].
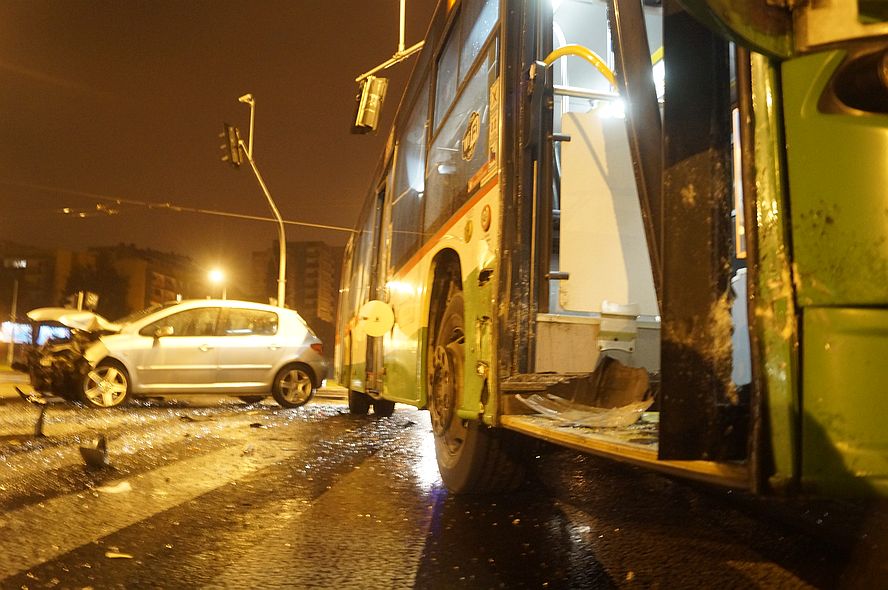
[[219, 124, 243, 167], [351, 76, 388, 134]]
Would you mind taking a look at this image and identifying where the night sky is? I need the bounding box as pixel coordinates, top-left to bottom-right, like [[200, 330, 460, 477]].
[[0, 0, 435, 281]]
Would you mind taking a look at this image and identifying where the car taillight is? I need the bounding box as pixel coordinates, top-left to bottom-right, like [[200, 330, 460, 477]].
[[311, 343, 324, 354]]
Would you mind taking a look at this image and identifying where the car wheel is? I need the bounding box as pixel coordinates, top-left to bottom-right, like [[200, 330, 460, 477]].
[[428, 291, 526, 493], [373, 398, 396, 417], [81, 360, 130, 409], [272, 364, 315, 408], [348, 390, 371, 415], [238, 396, 265, 404]]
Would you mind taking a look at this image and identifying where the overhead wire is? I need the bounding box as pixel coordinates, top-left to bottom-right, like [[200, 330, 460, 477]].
[[0, 179, 358, 234]]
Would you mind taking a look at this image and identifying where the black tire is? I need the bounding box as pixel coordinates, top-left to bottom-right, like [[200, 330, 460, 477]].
[[271, 364, 315, 408], [238, 396, 265, 404], [81, 359, 130, 408], [372, 398, 396, 417], [428, 291, 526, 493], [348, 389, 371, 415]]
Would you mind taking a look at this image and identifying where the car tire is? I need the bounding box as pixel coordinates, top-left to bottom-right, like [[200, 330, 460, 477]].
[[428, 291, 526, 493], [238, 396, 265, 404], [372, 398, 396, 417], [348, 390, 371, 415], [81, 359, 131, 409], [271, 364, 315, 408]]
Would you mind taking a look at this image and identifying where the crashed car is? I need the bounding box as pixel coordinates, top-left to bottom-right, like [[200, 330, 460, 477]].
[[21, 299, 328, 409]]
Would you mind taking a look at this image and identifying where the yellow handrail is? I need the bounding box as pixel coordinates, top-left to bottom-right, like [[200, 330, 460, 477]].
[[543, 44, 616, 88], [543, 44, 666, 87]]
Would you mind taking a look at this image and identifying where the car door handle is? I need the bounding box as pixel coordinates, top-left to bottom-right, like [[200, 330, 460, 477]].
[[268, 345, 281, 350], [199, 344, 213, 352]]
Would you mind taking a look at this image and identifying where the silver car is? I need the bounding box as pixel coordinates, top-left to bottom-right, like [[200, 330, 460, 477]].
[[23, 299, 328, 409]]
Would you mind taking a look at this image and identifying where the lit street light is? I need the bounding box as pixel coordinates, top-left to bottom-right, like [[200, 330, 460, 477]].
[[208, 268, 227, 300]]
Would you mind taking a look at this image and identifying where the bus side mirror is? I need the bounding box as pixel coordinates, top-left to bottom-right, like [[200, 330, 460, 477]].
[[351, 76, 389, 134]]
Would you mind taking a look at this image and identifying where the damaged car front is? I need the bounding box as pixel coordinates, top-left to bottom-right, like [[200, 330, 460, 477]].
[[20, 308, 121, 406]]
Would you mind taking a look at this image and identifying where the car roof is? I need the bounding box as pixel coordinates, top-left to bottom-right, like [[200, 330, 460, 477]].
[[153, 299, 306, 321]]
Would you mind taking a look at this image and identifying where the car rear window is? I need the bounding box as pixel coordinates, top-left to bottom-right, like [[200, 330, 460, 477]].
[[221, 309, 278, 336]]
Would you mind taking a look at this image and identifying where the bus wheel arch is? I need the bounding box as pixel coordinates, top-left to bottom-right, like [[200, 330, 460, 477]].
[[426, 254, 525, 493]]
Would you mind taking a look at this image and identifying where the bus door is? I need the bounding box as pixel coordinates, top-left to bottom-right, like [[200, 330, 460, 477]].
[[528, 0, 752, 461], [530, 0, 663, 380], [364, 166, 394, 394], [345, 181, 387, 393]]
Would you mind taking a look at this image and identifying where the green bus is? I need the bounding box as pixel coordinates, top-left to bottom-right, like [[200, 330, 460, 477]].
[[335, 0, 888, 497]]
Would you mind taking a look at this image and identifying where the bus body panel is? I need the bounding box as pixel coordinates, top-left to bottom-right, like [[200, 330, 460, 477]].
[[749, 52, 800, 491], [782, 50, 888, 308], [383, 181, 503, 416], [779, 48, 888, 495], [802, 307, 888, 496]]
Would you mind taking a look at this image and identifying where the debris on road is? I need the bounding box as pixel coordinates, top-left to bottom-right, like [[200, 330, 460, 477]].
[[79, 434, 109, 468]]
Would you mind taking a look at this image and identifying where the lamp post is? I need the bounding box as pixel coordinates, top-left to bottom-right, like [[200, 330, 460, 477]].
[[6, 277, 18, 365], [208, 268, 227, 300], [237, 93, 287, 308]]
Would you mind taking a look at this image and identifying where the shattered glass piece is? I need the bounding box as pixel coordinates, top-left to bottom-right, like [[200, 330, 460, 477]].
[[518, 394, 653, 427]]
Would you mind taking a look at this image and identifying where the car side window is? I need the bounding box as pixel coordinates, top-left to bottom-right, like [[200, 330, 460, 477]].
[[139, 307, 221, 337], [221, 309, 278, 336]]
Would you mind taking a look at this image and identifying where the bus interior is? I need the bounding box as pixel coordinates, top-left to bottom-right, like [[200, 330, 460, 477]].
[[499, 0, 754, 488]]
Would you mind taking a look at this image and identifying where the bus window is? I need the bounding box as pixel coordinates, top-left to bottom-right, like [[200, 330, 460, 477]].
[[391, 81, 430, 271], [434, 0, 498, 130], [426, 40, 498, 235]]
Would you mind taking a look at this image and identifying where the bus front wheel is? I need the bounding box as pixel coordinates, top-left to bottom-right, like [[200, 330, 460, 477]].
[[428, 291, 525, 493]]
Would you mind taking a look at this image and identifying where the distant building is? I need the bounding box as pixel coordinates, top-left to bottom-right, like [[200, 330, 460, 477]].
[[91, 244, 203, 312], [252, 241, 344, 357], [0, 241, 202, 321], [0, 241, 56, 322]]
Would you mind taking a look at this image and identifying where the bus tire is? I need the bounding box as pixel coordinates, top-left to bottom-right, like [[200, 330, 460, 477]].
[[373, 398, 396, 417], [348, 389, 371, 415], [428, 291, 525, 493]]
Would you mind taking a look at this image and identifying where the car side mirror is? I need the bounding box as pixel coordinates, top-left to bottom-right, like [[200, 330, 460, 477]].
[[154, 326, 174, 339]]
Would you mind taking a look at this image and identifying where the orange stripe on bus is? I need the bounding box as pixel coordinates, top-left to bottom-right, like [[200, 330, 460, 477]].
[[393, 176, 499, 280]]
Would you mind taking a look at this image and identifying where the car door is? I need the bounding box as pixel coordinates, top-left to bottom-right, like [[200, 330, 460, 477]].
[[214, 307, 285, 390], [132, 307, 221, 391]]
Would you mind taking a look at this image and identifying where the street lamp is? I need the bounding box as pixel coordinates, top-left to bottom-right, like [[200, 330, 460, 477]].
[[234, 93, 287, 308], [209, 268, 227, 300]]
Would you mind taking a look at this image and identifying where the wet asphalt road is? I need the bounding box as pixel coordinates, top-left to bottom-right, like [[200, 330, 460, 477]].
[[0, 395, 885, 589]]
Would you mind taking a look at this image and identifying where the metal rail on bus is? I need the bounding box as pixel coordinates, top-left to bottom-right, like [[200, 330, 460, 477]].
[[553, 85, 620, 101]]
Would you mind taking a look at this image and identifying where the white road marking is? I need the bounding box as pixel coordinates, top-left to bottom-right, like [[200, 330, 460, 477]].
[[0, 438, 298, 579]]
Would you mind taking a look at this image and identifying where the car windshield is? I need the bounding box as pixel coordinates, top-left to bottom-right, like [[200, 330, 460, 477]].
[[113, 301, 180, 325]]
